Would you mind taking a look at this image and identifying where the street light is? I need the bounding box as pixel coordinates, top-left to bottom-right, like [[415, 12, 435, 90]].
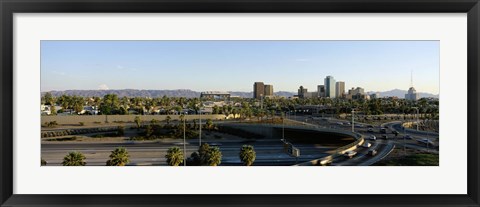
[[282, 112, 286, 143], [412, 107, 419, 131], [199, 101, 202, 147], [351, 108, 355, 132], [260, 94, 264, 110], [403, 121, 406, 155], [183, 114, 186, 166]]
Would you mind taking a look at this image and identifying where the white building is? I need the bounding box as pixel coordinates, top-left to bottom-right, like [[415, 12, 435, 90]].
[[405, 87, 419, 101]]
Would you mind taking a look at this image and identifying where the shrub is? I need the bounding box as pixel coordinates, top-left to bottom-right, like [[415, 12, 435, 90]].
[[117, 126, 125, 136], [41, 158, 47, 166], [79, 122, 84, 126]]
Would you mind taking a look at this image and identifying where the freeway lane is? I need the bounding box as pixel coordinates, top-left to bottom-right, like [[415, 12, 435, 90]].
[[42, 139, 334, 166]]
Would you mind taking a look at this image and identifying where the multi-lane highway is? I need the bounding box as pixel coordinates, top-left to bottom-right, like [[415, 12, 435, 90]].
[[42, 138, 336, 166], [42, 116, 438, 166]]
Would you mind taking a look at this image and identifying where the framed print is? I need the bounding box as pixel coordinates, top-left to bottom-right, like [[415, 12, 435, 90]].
[[1, 0, 479, 206]]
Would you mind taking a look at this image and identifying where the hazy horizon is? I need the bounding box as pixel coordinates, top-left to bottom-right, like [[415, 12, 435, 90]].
[[40, 88, 439, 95], [41, 40, 440, 94]]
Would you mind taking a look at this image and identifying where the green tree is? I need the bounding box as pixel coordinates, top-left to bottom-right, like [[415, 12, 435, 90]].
[[99, 94, 120, 115], [50, 105, 57, 115], [117, 126, 125, 136], [165, 146, 184, 166], [43, 92, 54, 105], [62, 151, 86, 166], [198, 143, 210, 165], [239, 145, 256, 166], [106, 147, 130, 166], [206, 147, 222, 166], [72, 96, 84, 114], [134, 116, 141, 129]]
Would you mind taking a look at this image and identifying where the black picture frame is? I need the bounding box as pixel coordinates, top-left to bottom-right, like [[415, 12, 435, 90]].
[[1, 0, 479, 206]]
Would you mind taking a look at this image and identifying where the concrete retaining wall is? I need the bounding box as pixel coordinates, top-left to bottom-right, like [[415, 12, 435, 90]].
[[41, 114, 231, 125]]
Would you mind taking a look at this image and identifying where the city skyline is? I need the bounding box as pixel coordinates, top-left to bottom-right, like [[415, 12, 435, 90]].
[[41, 40, 440, 94]]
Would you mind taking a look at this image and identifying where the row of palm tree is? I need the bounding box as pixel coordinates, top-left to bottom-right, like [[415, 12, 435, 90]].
[[42, 92, 439, 119], [49, 145, 257, 166], [59, 147, 130, 166]]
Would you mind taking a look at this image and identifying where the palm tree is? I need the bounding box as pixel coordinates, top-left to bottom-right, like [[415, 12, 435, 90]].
[[41, 158, 47, 166], [239, 145, 256, 166], [206, 147, 222, 166], [205, 119, 214, 130], [62, 151, 86, 166], [165, 146, 184, 166], [198, 143, 210, 165], [106, 147, 130, 166]]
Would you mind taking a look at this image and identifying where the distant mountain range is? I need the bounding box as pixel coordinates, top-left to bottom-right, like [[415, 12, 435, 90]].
[[368, 89, 439, 99], [41, 89, 297, 98], [41, 89, 438, 99]]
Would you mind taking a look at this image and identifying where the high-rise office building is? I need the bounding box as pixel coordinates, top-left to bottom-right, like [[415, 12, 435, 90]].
[[346, 87, 367, 100], [298, 86, 308, 99], [317, 85, 325, 97], [264, 85, 274, 97], [335, 81, 345, 98], [253, 82, 265, 99], [324, 76, 336, 98]]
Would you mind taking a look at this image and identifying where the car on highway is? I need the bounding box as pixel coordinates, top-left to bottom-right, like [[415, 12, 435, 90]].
[[362, 142, 372, 148], [337, 122, 344, 125], [403, 134, 413, 139], [344, 150, 357, 159], [356, 124, 364, 128], [417, 139, 435, 146], [367, 128, 374, 132], [368, 149, 378, 156], [392, 130, 399, 136], [380, 127, 387, 133], [382, 135, 388, 139], [319, 159, 332, 166], [369, 135, 376, 140]]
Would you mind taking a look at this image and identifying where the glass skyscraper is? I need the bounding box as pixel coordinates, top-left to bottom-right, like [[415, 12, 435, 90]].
[[324, 76, 336, 98]]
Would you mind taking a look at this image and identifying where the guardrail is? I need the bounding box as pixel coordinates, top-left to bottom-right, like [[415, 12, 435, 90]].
[[295, 133, 365, 166]]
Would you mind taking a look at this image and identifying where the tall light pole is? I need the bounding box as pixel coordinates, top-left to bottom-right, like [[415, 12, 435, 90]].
[[199, 101, 202, 147], [260, 94, 264, 110], [403, 121, 406, 155], [282, 112, 285, 142], [351, 108, 355, 132], [412, 107, 419, 131], [294, 105, 297, 121], [183, 114, 186, 166]]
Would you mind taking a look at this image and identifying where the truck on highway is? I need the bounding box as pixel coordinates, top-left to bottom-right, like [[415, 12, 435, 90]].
[[368, 149, 378, 156]]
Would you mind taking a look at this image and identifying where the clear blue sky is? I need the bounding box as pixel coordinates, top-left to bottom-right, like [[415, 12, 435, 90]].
[[41, 40, 439, 94]]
